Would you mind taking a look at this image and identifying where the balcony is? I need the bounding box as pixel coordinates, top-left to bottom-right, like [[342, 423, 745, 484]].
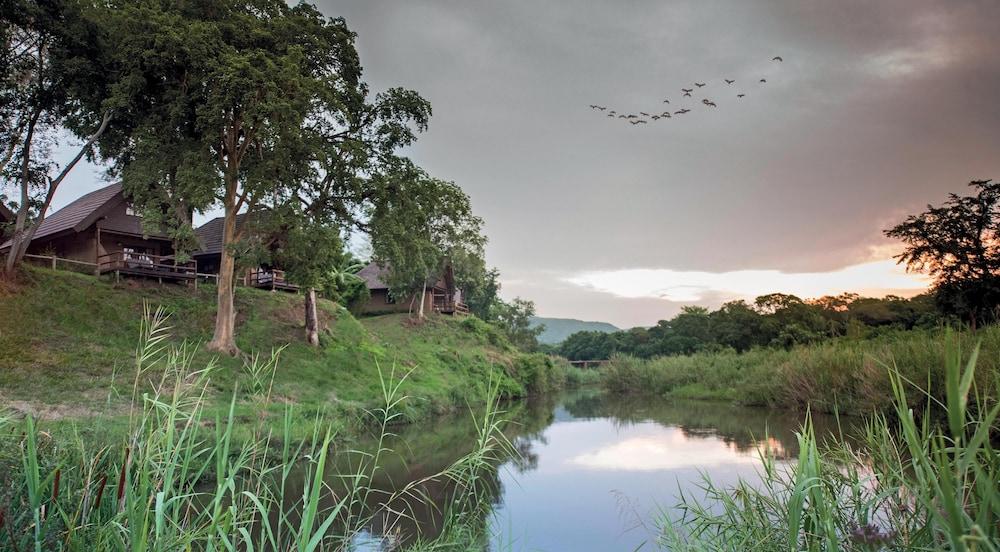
[[98, 251, 197, 282], [432, 292, 469, 315], [246, 269, 299, 292]]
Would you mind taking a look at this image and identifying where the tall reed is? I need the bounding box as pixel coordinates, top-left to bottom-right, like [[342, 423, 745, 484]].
[[659, 339, 1000, 551], [0, 305, 515, 551]]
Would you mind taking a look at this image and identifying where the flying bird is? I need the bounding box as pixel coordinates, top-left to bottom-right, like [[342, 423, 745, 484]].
[[760, 78, 767, 83], [702, 99, 717, 107], [640, 111, 650, 117], [772, 56, 783, 62], [724, 79, 735, 85], [695, 82, 706, 87], [683, 91, 692, 97], [681, 88, 693, 93], [737, 94, 745, 98], [662, 99, 670, 104], [674, 109, 690, 115]]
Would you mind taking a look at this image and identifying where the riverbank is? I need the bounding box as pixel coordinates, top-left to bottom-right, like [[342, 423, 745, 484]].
[[601, 326, 1000, 415], [659, 341, 1000, 550], [0, 267, 579, 432]]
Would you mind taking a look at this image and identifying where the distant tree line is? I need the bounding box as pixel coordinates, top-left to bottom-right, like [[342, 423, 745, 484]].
[[554, 292, 944, 360]]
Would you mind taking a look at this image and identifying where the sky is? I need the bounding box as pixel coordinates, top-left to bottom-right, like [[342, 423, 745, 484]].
[[45, 0, 1000, 328]]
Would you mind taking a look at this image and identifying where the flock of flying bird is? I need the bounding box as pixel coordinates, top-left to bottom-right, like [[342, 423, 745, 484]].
[[588, 56, 783, 125]]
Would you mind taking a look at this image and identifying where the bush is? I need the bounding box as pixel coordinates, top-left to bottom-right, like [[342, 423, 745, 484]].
[[514, 353, 568, 394]]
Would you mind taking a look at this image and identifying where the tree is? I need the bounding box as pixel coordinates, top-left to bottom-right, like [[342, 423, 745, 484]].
[[1, 0, 115, 278], [103, 1, 430, 355], [710, 300, 766, 352], [492, 297, 544, 352], [366, 163, 486, 320], [885, 180, 1000, 328], [323, 255, 369, 313]]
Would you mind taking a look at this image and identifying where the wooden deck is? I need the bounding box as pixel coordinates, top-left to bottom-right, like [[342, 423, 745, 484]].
[[432, 297, 470, 315], [98, 252, 197, 282], [246, 269, 299, 292]]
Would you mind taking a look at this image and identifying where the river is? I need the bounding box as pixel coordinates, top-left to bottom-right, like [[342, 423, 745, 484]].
[[318, 388, 847, 551]]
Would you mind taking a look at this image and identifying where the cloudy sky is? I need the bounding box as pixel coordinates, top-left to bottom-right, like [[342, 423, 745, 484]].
[[53, 0, 1000, 328]]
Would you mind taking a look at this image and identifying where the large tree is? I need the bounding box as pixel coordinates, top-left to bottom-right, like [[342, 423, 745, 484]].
[[885, 179, 1000, 328], [102, 0, 430, 354], [1, 0, 115, 278]]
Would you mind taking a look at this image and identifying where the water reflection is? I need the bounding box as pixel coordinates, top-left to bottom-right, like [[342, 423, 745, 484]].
[[327, 388, 847, 551]]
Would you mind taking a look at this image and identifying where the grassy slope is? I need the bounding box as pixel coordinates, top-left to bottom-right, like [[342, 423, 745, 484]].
[[0, 267, 559, 423]]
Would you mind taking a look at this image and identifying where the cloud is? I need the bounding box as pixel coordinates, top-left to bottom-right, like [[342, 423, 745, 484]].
[[569, 431, 762, 472], [566, 258, 929, 303]]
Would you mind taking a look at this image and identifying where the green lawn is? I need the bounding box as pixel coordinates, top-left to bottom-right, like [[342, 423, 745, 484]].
[[0, 266, 565, 426]]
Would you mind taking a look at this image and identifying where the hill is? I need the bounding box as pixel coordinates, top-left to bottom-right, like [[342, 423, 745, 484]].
[[0, 267, 569, 424], [530, 316, 620, 344]]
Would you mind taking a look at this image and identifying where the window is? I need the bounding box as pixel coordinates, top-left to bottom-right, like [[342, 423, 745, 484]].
[[385, 292, 396, 304], [125, 203, 138, 216]]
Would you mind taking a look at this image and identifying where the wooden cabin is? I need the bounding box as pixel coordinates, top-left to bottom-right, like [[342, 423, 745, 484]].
[[0, 184, 195, 281], [193, 215, 299, 292], [358, 262, 468, 315]]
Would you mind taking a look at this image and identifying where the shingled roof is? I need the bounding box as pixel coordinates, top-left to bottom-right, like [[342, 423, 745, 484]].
[[357, 262, 392, 290], [193, 214, 250, 256], [357, 261, 454, 292], [1, 183, 160, 249], [0, 202, 13, 223], [31, 183, 124, 242]]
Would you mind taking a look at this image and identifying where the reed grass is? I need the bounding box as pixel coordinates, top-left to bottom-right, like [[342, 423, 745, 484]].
[[0, 307, 516, 551], [659, 338, 1000, 551], [602, 326, 1000, 415]]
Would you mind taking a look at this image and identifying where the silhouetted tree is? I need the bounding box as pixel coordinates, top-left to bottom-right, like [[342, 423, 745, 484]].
[[885, 180, 1000, 328]]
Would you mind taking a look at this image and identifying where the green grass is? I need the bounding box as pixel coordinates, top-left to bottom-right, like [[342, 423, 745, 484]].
[[0, 310, 518, 550], [601, 327, 1000, 415], [0, 266, 570, 427], [659, 340, 1000, 551]]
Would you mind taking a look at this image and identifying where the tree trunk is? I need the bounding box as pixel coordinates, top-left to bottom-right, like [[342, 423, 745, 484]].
[[305, 287, 319, 346], [417, 280, 427, 320], [3, 109, 112, 279], [3, 107, 41, 280], [207, 190, 240, 356]]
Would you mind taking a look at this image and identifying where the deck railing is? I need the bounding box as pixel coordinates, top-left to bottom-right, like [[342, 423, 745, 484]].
[[432, 294, 470, 315], [23, 253, 98, 275], [97, 251, 197, 280], [246, 269, 299, 291]]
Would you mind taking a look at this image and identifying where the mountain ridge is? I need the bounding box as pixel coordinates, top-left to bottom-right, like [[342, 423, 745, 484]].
[[530, 316, 620, 345]]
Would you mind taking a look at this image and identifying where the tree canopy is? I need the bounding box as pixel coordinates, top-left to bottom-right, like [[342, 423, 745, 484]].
[[557, 292, 942, 361], [885, 179, 1000, 327]]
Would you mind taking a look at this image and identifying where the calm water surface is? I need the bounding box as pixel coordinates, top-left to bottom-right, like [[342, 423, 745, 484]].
[[328, 389, 846, 551]]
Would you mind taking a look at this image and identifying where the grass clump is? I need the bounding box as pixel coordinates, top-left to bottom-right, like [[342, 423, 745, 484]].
[[659, 339, 1000, 551], [0, 307, 518, 551]]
